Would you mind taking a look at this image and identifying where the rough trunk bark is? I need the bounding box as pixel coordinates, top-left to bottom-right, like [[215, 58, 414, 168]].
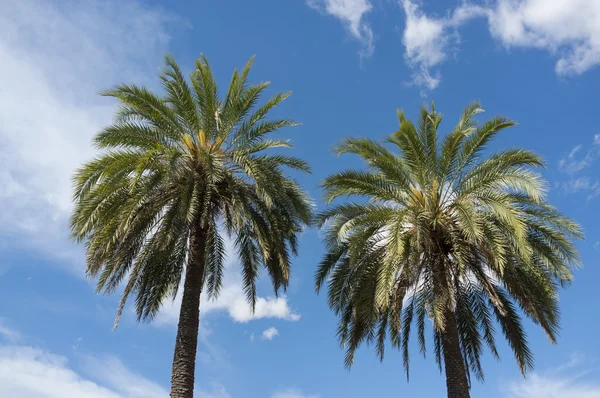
[[442, 309, 471, 398], [170, 225, 207, 398]]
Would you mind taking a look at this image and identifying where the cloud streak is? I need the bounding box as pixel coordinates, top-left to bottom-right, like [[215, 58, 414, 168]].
[[0, 345, 164, 398], [559, 135, 600, 174], [503, 353, 600, 398], [0, 319, 21, 344]]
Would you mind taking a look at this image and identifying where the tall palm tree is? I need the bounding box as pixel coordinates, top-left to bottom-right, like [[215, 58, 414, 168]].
[[71, 54, 313, 398], [316, 102, 582, 398]]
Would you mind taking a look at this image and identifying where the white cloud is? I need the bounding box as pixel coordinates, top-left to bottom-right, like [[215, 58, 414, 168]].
[[0, 344, 229, 398], [201, 283, 300, 323], [155, 277, 301, 326], [400, 0, 600, 91], [0, 0, 171, 271], [400, 1, 486, 92], [0, 345, 163, 398], [503, 353, 600, 398], [401, 1, 445, 68], [154, 234, 301, 326], [401, 0, 445, 90], [272, 388, 320, 398], [307, 0, 374, 57], [261, 327, 279, 340], [488, 0, 600, 75]]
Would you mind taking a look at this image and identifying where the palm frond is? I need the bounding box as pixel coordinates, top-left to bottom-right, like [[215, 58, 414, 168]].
[[316, 102, 582, 386], [72, 54, 312, 332]]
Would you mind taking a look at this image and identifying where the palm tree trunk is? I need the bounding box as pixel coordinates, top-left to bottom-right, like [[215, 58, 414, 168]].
[[170, 225, 207, 398], [441, 309, 470, 398]]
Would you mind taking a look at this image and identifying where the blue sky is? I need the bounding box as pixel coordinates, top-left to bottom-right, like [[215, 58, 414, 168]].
[[1, 0, 599, 397]]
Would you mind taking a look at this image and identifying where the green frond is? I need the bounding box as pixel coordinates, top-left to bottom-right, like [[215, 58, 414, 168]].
[[491, 287, 534, 375], [439, 101, 483, 179], [101, 83, 181, 137], [335, 137, 415, 190], [402, 298, 415, 381], [456, 116, 516, 173], [161, 53, 201, 133], [322, 170, 408, 204], [236, 225, 260, 310], [204, 219, 226, 299]]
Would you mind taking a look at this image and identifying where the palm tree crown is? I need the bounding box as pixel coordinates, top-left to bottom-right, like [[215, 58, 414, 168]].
[[316, 102, 582, 394], [71, 54, 312, 397]]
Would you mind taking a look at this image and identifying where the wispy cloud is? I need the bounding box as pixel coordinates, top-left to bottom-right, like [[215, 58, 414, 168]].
[[0, 0, 171, 272], [272, 388, 320, 398], [560, 135, 600, 174], [0, 345, 164, 398], [560, 177, 600, 199], [0, 0, 303, 330], [261, 327, 279, 341], [557, 135, 600, 199], [80, 355, 168, 398], [0, 318, 21, 344], [307, 0, 374, 57], [193, 326, 233, 374], [196, 383, 231, 398], [0, 344, 230, 398], [503, 353, 600, 398]]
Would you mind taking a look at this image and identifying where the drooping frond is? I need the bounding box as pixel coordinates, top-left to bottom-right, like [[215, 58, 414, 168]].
[[72, 54, 313, 327], [316, 102, 582, 383]]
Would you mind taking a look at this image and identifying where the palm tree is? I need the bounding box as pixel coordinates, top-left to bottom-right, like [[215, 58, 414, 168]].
[[71, 54, 313, 398], [315, 102, 582, 398]]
